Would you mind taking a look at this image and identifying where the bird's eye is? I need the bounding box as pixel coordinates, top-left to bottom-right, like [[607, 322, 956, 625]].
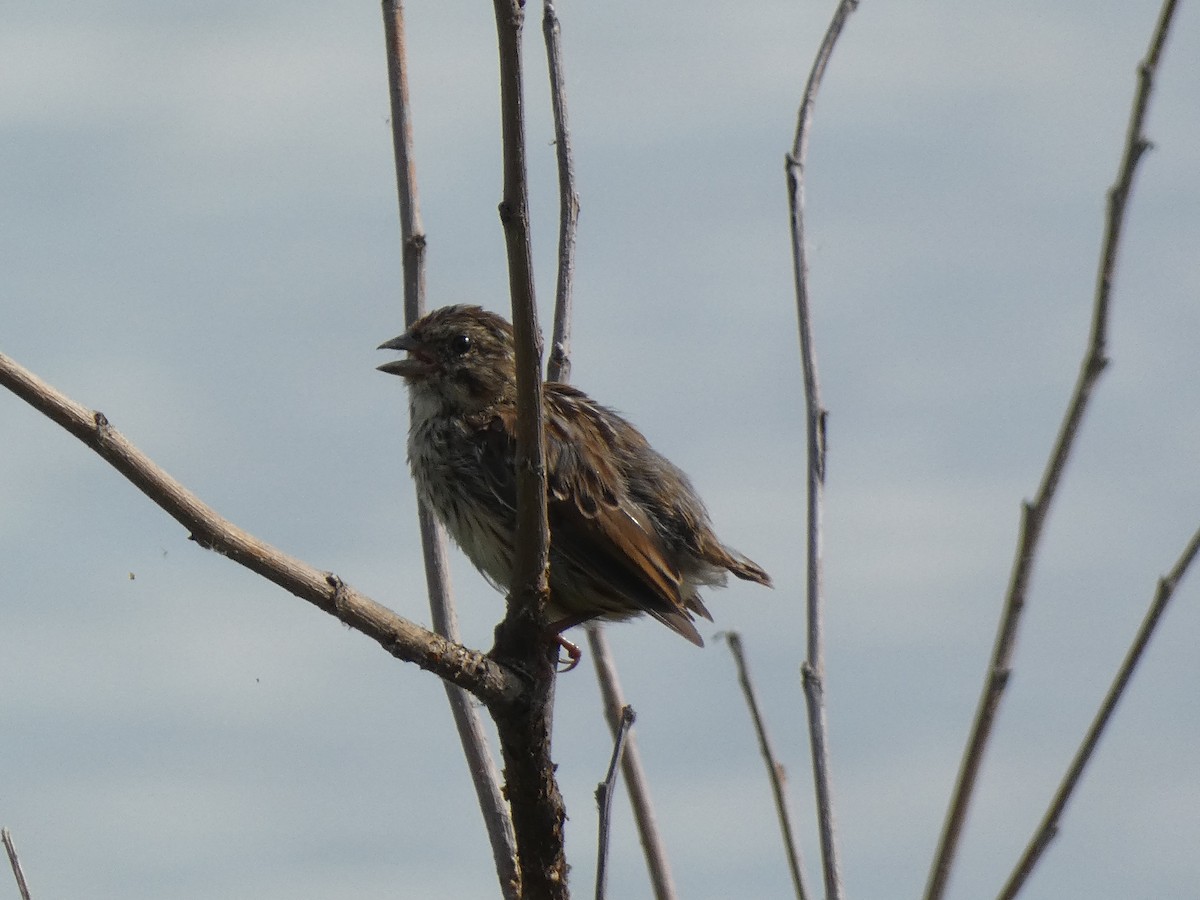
[[449, 333, 472, 355]]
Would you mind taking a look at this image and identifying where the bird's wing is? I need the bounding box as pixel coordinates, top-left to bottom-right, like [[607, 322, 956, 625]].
[[478, 389, 702, 644]]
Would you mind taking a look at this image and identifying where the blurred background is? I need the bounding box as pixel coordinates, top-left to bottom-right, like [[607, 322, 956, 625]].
[[2, 1, 1198, 897]]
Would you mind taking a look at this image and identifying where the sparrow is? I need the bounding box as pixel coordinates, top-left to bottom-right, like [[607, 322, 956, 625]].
[[378, 304, 770, 667]]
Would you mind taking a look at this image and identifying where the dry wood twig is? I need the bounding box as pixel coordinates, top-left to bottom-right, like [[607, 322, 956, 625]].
[[586, 626, 678, 900], [2, 829, 32, 900], [542, 0, 579, 386], [539, 3, 676, 895], [726, 632, 810, 900], [0, 351, 522, 707], [593, 705, 636, 900], [486, 2, 567, 897], [784, 2, 858, 897], [381, 4, 518, 895]]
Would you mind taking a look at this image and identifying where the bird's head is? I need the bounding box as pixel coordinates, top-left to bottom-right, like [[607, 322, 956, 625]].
[[378, 305, 518, 414]]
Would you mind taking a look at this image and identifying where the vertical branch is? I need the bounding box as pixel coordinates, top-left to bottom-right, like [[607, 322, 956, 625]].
[[381, 0, 427, 323], [997, 525, 1200, 899], [784, 2, 857, 898], [540, 6, 676, 895], [380, 4, 519, 896], [487, 2, 566, 898], [727, 633, 810, 900], [489, 3, 550, 619], [922, 3, 1179, 897], [542, 0, 579, 385]]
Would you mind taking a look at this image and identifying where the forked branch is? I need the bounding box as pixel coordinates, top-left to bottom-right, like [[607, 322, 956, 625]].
[[587, 626, 678, 900], [593, 705, 636, 900], [922, 2, 1181, 897]]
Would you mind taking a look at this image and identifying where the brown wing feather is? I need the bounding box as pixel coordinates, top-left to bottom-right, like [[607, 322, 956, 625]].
[[547, 498, 703, 644], [481, 391, 704, 644], [545, 390, 708, 643]]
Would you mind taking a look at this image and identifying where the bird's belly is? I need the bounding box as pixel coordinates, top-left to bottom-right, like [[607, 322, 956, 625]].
[[408, 424, 515, 591]]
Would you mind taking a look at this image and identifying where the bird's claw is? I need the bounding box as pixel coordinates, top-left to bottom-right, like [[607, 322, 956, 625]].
[[555, 636, 582, 673]]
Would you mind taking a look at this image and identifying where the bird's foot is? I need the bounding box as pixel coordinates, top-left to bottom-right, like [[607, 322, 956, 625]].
[[554, 635, 582, 673]]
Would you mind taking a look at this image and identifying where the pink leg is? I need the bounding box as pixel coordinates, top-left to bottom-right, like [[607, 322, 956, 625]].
[[546, 614, 591, 672], [554, 635, 582, 672]]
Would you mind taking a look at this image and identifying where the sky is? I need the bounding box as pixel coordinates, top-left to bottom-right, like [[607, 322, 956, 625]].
[[2, 1, 1199, 898]]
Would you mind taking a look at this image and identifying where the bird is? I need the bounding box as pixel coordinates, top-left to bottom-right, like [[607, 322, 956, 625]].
[[378, 304, 770, 667]]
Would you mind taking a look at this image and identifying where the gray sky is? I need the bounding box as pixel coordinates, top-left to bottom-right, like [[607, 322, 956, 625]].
[[3, 2, 1199, 898]]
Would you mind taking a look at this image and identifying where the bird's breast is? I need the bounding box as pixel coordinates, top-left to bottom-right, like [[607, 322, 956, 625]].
[[407, 415, 516, 591]]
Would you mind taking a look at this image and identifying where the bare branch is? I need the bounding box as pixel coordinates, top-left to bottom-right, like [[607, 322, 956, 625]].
[[540, 6, 676, 896], [923, 4, 1181, 898], [726, 633, 810, 900], [487, 2, 567, 897], [542, 0, 580, 385], [489, 0, 550, 616], [2, 829, 32, 900], [381, 3, 518, 895], [0, 351, 523, 708], [997, 523, 1200, 899], [382, 0, 427, 324], [784, 2, 858, 897], [587, 626, 678, 900], [593, 705, 636, 900]]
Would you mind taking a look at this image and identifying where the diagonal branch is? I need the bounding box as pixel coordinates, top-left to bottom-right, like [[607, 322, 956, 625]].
[[0, 351, 523, 708], [784, 2, 858, 897], [1, 829, 32, 900], [922, 3, 1181, 897], [727, 632, 810, 900], [997, 523, 1200, 900], [381, 4, 518, 896]]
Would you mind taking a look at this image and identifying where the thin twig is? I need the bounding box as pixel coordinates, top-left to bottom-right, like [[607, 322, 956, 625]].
[[489, 0, 550, 612], [540, 5, 676, 897], [381, 4, 518, 896], [486, 2, 568, 897], [784, 2, 858, 897], [2, 829, 32, 900], [382, 0, 427, 323], [594, 705, 636, 900], [923, 4, 1180, 897], [997, 524, 1200, 899], [542, 0, 579, 386], [726, 633, 810, 900], [587, 626, 679, 900], [0, 352, 523, 708]]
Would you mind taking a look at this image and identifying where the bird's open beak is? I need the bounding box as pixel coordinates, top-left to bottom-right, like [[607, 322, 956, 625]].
[[377, 332, 436, 378]]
